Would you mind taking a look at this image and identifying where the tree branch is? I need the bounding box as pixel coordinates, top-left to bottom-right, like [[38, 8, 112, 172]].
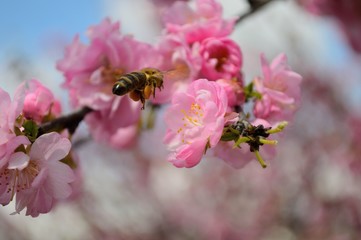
[[37, 106, 93, 137], [235, 0, 276, 24]]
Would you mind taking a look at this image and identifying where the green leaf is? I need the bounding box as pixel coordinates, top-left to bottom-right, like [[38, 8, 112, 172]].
[[243, 81, 262, 101], [23, 120, 39, 142], [220, 130, 240, 141]]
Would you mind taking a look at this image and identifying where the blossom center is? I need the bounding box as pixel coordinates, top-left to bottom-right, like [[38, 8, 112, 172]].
[[177, 103, 205, 144], [95, 59, 125, 94], [209, 46, 229, 71], [0, 161, 40, 200], [266, 77, 287, 92], [101, 64, 124, 85], [181, 103, 204, 126]]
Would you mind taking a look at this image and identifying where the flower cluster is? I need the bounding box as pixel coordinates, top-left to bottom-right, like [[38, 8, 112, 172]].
[[57, 19, 161, 149], [0, 0, 304, 217], [0, 81, 76, 217], [155, 0, 241, 102], [55, 0, 302, 169], [160, 0, 302, 168]]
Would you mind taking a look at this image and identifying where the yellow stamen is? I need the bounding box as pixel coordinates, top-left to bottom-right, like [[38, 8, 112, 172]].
[[180, 108, 203, 127]]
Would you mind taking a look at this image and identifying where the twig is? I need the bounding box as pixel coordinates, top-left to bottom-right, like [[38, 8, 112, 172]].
[[37, 106, 93, 136], [235, 0, 276, 24]]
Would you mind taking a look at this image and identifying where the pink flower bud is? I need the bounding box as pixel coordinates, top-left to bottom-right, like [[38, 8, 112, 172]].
[[200, 37, 242, 81], [23, 79, 61, 123]]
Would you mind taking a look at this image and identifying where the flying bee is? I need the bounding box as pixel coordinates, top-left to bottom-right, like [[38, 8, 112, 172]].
[[112, 65, 189, 109], [112, 68, 164, 109]]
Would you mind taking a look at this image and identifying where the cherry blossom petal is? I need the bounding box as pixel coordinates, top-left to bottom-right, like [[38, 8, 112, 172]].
[[169, 138, 207, 168], [45, 161, 75, 199], [8, 152, 30, 171], [30, 133, 71, 163]]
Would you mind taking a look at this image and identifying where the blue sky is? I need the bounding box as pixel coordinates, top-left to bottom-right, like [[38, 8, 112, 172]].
[[0, 0, 103, 58]]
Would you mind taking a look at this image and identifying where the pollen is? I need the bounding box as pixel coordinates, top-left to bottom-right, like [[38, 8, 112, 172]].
[[180, 103, 204, 127], [177, 102, 205, 144], [99, 59, 125, 94], [101, 66, 121, 83]]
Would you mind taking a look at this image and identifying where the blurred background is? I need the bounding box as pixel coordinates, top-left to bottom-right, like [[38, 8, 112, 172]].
[[1, 0, 361, 239]]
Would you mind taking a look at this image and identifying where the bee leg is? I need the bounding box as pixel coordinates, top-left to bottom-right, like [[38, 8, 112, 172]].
[[129, 90, 146, 109], [158, 81, 164, 91], [140, 94, 146, 110], [153, 82, 157, 98], [144, 85, 153, 99]]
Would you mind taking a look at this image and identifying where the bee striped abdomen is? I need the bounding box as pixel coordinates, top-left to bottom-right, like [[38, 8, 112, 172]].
[[112, 71, 146, 96]]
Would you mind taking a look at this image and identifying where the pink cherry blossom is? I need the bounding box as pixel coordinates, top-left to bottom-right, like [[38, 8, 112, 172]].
[[253, 53, 302, 124], [57, 18, 160, 110], [153, 34, 201, 104], [23, 79, 62, 123], [164, 79, 228, 168], [0, 132, 75, 217], [85, 97, 140, 149], [86, 17, 121, 41], [216, 78, 244, 108], [0, 85, 30, 170], [199, 37, 242, 81], [162, 0, 235, 44], [57, 18, 161, 148]]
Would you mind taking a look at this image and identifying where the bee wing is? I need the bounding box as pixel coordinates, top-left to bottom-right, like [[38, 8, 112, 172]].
[[164, 64, 190, 81]]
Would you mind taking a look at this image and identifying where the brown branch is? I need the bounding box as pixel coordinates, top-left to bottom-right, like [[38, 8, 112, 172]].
[[37, 106, 93, 137], [235, 0, 277, 24]]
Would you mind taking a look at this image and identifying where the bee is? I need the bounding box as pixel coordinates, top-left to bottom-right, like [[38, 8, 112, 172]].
[[112, 68, 164, 109]]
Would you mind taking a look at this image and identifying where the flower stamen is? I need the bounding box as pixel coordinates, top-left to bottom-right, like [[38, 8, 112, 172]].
[[1, 160, 40, 201]]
